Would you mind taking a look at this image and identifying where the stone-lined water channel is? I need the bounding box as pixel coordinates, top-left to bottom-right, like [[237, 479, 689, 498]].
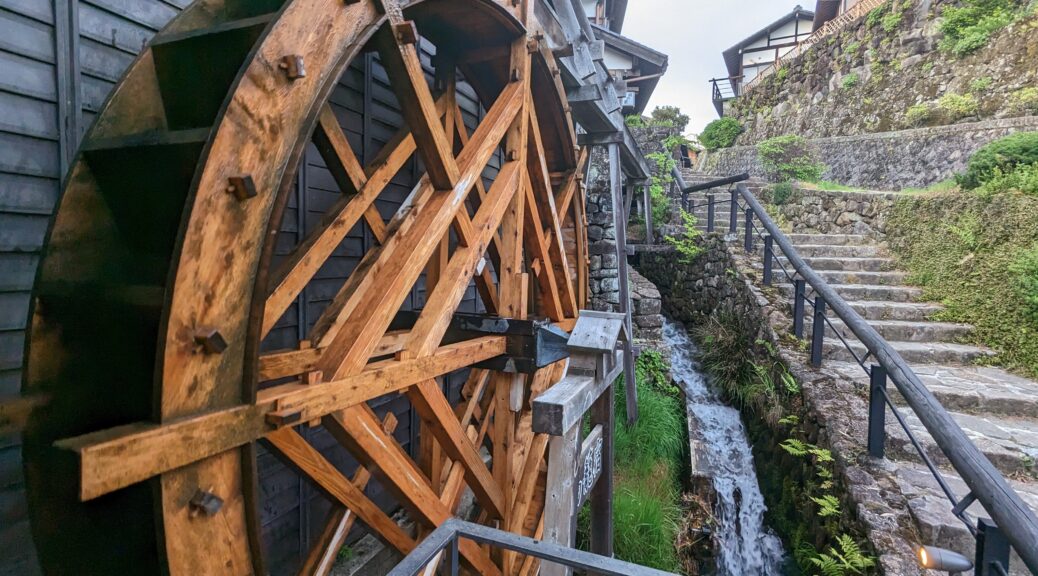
[[663, 319, 788, 575]]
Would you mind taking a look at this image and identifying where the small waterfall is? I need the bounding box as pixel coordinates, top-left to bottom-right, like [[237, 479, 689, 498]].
[[663, 319, 787, 575]]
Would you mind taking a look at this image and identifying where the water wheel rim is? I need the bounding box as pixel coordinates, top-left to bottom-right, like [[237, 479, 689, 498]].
[[24, 0, 585, 573]]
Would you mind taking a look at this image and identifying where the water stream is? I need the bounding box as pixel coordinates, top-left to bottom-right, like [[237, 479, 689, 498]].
[[662, 318, 788, 575]]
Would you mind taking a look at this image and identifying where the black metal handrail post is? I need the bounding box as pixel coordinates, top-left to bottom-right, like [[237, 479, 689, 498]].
[[707, 194, 716, 232], [868, 365, 887, 459], [810, 296, 826, 367], [763, 234, 773, 285], [793, 279, 806, 338], [729, 188, 738, 233], [734, 183, 1038, 572], [744, 208, 754, 252]]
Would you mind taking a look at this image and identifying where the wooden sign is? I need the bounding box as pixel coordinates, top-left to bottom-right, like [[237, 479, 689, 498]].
[[575, 424, 604, 508]]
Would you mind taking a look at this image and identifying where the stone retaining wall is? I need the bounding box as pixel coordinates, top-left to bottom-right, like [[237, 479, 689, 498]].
[[696, 116, 1038, 190]]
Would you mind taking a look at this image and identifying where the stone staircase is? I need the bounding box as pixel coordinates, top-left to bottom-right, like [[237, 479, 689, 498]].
[[762, 230, 1038, 571]]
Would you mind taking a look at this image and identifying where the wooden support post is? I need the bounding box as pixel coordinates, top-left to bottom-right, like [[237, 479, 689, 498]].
[[607, 142, 637, 425], [588, 380, 614, 557], [643, 182, 653, 244], [541, 424, 579, 576]]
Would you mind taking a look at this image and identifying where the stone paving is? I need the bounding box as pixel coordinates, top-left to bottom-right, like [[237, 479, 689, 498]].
[[766, 231, 1038, 574]]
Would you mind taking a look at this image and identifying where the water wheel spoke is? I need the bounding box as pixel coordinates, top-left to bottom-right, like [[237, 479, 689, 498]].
[[295, 412, 398, 576], [310, 81, 525, 381], [265, 425, 416, 555], [313, 104, 388, 242], [527, 100, 578, 318], [262, 95, 450, 339], [406, 379, 505, 518], [322, 406, 503, 576]]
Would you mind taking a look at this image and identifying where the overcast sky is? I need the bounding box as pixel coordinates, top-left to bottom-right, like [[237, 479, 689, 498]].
[[623, 0, 803, 134]]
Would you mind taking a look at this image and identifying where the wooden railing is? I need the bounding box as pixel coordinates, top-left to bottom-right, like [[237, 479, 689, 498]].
[[743, 0, 887, 93]]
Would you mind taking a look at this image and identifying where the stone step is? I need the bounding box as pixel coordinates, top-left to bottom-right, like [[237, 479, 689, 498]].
[[847, 300, 944, 321], [826, 361, 1038, 419], [823, 339, 994, 365], [886, 408, 1038, 479], [788, 244, 883, 258], [777, 282, 923, 303], [787, 233, 870, 246], [778, 256, 895, 271], [894, 462, 1037, 574], [806, 318, 973, 343], [814, 270, 910, 286]]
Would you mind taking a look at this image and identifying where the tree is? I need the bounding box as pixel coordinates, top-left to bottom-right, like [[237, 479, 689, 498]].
[[650, 105, 690, 132]]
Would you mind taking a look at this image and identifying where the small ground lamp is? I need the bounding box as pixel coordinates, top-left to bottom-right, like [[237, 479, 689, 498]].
[[918, 546, 973, 574]]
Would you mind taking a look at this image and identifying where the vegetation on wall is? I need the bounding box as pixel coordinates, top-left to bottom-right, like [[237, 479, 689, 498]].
[[665, 209, 704, 263], [757, 135, 826, 183], [938, 0, 1025, 56], [887, 189, 1038, 377], [699, 117, 744, 151]]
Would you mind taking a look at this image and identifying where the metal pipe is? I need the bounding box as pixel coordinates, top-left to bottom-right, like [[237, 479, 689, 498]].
[[736, 183, 1038, 572]]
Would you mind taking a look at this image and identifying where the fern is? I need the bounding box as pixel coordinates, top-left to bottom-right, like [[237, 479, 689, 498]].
[[781, 438, 809, 456], [781, 371, 800, 394], [811, 494, 841, 518], [810, 535, 876, 575], [778, 414, 800, 426]]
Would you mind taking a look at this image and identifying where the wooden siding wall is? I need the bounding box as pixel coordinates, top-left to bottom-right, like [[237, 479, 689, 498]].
[[0, 2, 494, 573]]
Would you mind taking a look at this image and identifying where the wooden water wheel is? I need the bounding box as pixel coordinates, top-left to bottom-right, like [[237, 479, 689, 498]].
[[21, 0, 589, 573]]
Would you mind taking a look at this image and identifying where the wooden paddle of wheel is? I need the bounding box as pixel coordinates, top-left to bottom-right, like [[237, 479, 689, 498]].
[[21, 0, 590, 573]]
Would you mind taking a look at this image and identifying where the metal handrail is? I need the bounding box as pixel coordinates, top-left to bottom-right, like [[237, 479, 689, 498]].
[[732, 183, 1038, 572], [388, 518, 677, 576]]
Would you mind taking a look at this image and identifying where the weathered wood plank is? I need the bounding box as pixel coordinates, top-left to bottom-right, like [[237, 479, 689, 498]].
[[58, 336, 506, 501]]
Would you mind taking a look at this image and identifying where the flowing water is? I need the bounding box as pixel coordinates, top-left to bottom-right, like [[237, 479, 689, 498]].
[[663, 318, 788, 575]]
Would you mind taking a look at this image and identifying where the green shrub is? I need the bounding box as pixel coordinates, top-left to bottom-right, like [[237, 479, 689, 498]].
[[881, 9, 903, 32], [937, 93, 979, 120], [756, 134, 826, 183], [866, 4, 887, 28], [957, 132, 1038, 189], [699, 117, 744, 151], [1009, 87, 1038, 114], [841, 73, 859, 89], [905, 103, 935, 126], [776, 66, 789, 82], [625, 115, 645, 127], [772, 181, 794, 205], [939, 0, 1019, 56], [974, 163, 1038, 196], [969, 76, 994, 93]]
